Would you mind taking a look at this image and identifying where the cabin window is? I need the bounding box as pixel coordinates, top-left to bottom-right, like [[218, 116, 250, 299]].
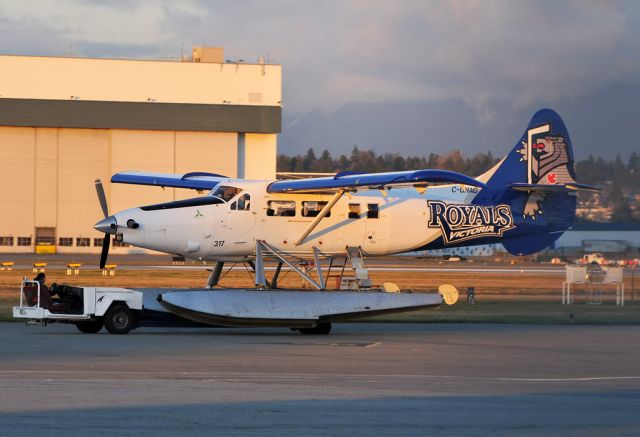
[[348, 203, 361, 219], [301, 201, 331, 218], [367, 204, 379, 219], [231, 193, 251, 211], [266, 200, 296, 217], [211, 185, 242, 202]]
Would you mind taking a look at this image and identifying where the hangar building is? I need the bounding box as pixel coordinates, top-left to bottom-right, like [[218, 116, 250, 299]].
[[0, 47, 281, 254]]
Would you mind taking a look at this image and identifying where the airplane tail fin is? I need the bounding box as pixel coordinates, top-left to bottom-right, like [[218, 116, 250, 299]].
[[474, 109, 585, 255]]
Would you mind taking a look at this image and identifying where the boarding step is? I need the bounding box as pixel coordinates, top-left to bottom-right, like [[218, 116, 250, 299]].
[[346, 246, 372, 289]]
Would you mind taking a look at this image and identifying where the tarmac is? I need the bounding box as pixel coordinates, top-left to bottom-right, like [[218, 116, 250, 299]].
[[1, 322, 639, 436]]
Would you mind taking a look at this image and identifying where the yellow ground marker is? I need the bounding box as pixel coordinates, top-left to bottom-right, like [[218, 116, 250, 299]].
[[102, 264, 118, 276], [66, 263, 82, 276], [32, 262, 47, 273]]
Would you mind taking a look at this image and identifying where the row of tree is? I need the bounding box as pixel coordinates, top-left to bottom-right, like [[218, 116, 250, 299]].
[[277, 148, 640, 222], [277, 147, 500, 176]]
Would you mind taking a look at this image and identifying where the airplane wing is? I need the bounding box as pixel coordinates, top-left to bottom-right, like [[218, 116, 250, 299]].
[[267, 169, 485, 193], [111, 171, 229, 190]]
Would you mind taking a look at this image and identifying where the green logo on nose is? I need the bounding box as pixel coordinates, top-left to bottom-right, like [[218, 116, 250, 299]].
[[194, 209, 204, 218]]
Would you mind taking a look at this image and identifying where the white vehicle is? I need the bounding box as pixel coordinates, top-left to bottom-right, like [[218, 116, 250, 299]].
[[14, 279, 143, 334], [580, 253, 607, 265]]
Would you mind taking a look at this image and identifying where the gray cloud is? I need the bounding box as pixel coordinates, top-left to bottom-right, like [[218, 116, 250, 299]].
[[1, 0, 639, 117]]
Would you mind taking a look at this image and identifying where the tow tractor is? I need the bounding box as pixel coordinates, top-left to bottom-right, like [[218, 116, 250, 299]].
[[14, 278, 143, 334]]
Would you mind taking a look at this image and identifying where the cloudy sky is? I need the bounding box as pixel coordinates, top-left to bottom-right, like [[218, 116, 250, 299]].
[[1, 0, 639, 156]]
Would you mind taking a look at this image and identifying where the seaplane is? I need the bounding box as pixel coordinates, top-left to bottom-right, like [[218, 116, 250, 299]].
[[14, 109, 598, 334]]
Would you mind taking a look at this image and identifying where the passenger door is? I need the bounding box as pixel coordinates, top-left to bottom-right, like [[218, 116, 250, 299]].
[[363, 201, 389, 254], [224, 192, 255, 251]]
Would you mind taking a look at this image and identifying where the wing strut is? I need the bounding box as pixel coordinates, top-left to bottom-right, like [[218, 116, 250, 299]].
[[294, 189, 345, 246]]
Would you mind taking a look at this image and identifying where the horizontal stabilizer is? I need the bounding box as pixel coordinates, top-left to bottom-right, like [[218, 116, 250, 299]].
[[111, 171, 228, 190], [502, 231, 565, 256], [268, 169, 485, 193], [510, 182, 600, 192]]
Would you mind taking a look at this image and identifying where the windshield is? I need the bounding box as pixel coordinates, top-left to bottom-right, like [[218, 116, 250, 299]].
[[211, 185, 242, 202]]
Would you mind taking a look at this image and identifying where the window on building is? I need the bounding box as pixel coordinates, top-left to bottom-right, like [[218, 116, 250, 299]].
[[348, 204, 361, 219], [302, 201, 330, 218], [0, 237, 14, 246], [17, 237, 32, 246], [76, 238, 91, 247], [93, 238, 104, 247], [266, 200, 296, 216], [59, 238, 73, 247], [367, 204, 379, 219], [113, 239, 129, 248], [211, 185, 242, 202], [231, 193, 251, 211]]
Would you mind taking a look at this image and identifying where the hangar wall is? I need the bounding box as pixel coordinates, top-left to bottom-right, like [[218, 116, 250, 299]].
[[0, 126, 261, 254], [0, 50, 281, 254]]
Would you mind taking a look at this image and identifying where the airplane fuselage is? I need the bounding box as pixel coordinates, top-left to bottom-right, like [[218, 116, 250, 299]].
[[111, 179, 507, 261]]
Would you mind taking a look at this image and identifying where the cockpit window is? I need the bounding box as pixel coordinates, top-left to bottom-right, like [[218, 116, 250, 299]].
[[231, 193, 251, 211], [211, 185, 241, 202]]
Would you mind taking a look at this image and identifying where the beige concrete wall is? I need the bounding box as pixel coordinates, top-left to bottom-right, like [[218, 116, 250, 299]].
[[0, 126, 261, 254], [110, 130, 176, 212], [34, 129, 58, 229], [0, 127, 35, 252], [174, 131, 237, 200], [56, 129, 110, 251], [244, 134, 277, 180], [0, 55, 281, 106]]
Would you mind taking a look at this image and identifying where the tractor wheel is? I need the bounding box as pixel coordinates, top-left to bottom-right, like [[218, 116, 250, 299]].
[[104, 304, 136, 334]]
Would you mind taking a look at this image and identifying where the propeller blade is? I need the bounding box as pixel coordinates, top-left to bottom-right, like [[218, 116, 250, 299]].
[[99, 235, 110, 270], [95, 179, 109, 218]]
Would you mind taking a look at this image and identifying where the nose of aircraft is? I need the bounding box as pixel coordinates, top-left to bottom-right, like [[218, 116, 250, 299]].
[[94, 215, 118, 234]]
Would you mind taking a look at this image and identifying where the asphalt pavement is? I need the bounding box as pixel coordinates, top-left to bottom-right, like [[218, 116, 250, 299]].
[[0, 322, 639, 436]]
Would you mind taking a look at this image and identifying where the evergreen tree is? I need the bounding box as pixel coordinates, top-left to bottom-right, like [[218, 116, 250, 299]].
[[302, 148, 316, 172]]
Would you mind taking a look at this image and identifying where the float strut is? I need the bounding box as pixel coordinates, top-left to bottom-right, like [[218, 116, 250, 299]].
[[271, 261, 283, 289], [206, 262, 225, 288]]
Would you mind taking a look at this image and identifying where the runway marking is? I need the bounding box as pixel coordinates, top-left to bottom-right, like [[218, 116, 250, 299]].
[[498, 376, 640, 382], [1, 370, 638, 383], [329, 342, 380, 347]]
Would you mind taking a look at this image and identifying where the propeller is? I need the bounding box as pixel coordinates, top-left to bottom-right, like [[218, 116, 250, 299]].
[[95, 179, 109, 218], [94, 179, 111, 270], [99, 233, 110, 270]]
